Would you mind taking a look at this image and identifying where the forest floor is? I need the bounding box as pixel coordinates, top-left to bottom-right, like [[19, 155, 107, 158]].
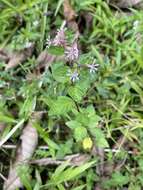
[[0, 0, 143, 190]]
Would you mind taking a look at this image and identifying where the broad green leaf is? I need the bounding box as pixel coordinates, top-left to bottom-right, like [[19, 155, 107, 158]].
[[49, 96, 75, 116], [88, 114, 101, 128], [74, 126, 88, 141], [48, 46, 64, 55], [89, 128, 109, 148], [68, 86, 84, 102], [76, 113, 89, 126], [52, 64, 69, 83], [66, 120, 82, 129]]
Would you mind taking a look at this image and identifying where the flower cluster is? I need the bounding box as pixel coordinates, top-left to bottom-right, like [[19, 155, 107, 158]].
[[46, 21, 79, 62], [53, 28, 66, 46], [46, 21, 66, 48], [45, 21, 99, 82], [65, 42, 79, 61], [46, 28, 66, 48]]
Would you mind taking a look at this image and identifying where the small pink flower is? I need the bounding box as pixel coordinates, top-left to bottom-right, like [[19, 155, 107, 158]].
[[65, 42, 79, 61], [53, 28, 66, 47]]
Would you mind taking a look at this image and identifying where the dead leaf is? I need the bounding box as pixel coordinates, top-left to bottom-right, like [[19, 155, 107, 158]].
[[94, 184, 102, 190], [113, 135, 127, 149], [114, 156, 127, 171], [37, 51, 63, 69], [69, 154, 90, 166], [91, 123, 105, 176], [63, 0, 79, 35], [26, 51, 64, 80], [63, 0, 76, 21], [78, 11, 93, 34], [103, 162, 114, 176], [110, 0, 142, 8], [4, 112, 42, 190], [5, 44, 34, 70], [92, 146, 104, 176], [0, 123, 6, 134], [0, 49, 9, 62]]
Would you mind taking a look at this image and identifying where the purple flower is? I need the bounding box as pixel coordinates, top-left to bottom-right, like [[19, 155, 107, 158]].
[[87, 59, 99, 73], [67, 70, 79, 82], [45, 21, 67, 48], [65, 42, 79, 61], [53, 28, 66, 47]]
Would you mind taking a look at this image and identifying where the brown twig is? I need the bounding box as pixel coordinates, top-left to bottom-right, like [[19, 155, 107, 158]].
[[30, 153, 90, 166]]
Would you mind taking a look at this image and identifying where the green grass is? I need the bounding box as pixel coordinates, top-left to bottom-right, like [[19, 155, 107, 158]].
[[1, 0, 143, 189]]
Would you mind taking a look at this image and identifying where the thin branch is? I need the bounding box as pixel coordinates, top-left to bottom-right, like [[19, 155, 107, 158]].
[[1, 144, 133, 154]]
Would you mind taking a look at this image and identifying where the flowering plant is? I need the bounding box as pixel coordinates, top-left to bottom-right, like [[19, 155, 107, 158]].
[[46, 21, 99, 83]]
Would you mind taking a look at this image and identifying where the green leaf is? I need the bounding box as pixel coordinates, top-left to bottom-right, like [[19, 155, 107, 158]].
[[34, 123, 59, 150], [19, 96, 37, 119], [88, 114, 101, 128], [48, 46, 64, 55], [103, 171, 129, 188], [89, 128, 109, 148], [1, 0, 18, 11], [52, 64, 69, 83], [49, 96, 75, 116], [34, 169, 42, 190], [71, 185, 86, 190], [0, 112, 16, 123], [57, 184, 66, 190], [17, 165, 32, 190], [53, 161, 70, 178], [68, 74, 91, 102], [56, 140, 73, 158], [60, 161, 95, 182], [76, 112, 89, 126], [68, 86, 85, 102], [138, 159, 143, 171], [74, 126, 88, 141], [66, 120, 82, 129], [50, 161, 95, 185], [54, 0, 64, 16]]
